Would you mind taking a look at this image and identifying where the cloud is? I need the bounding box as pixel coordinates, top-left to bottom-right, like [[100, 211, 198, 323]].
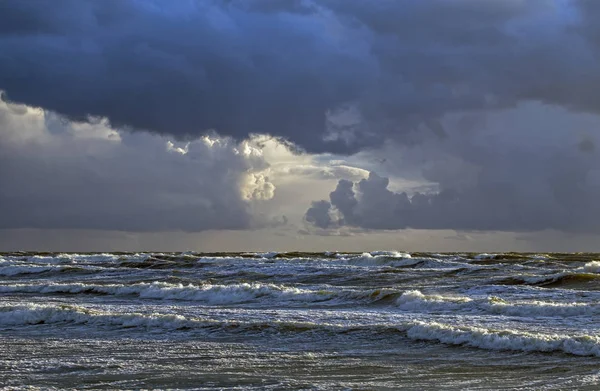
[[305, 102, 600, 233], [6, 0, 600, 240], [0, 0, 374, 153], [0, 0, 599, 153], [279, 164, 368, 181], [0, 96, 376, 233], [304, 200, 333, 229], [0, 97, 276, 232]]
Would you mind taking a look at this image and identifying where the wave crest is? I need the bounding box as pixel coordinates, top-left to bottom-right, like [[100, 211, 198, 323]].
[[396, 290, 600, 317]]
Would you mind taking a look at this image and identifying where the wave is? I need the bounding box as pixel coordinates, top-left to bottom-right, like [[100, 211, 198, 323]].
[[0, 282, 327, 305], [474, 253, 499, 260], [582, 261, 600, 273], [0, 303, 330, 333], [0, 282, 398, 306], [369, 251, 411, 258], [404, 321, 600, 357], [396, 290, 473, 312], [396, 290, 600, 317], [472, 253, 552, 260], [0, 303, 198, 330], [0, 265, 59, 276], [342, 252, 472, 270], [1, 303, 599, 357], [1, 253, 132, 265], [496, 272, 600, 288], [0, 264, 90, 276], [345, 253, 419, 267], [5, 281, 596, 317]]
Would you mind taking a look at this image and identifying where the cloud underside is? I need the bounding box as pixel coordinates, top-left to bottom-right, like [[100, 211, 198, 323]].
[[0, 98, 276, 232], [305, 169, 600, 233], [305, 102, 600, 234], [3, 1, 600, 235], [0, 0, 599, 154]]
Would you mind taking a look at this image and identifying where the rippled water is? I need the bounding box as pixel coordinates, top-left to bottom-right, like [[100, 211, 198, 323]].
[[1, 251, 599, 390]]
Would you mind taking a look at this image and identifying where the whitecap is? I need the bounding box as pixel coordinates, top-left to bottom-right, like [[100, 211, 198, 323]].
[[404, 320, 600, 357], [396, 290, 600, 317]]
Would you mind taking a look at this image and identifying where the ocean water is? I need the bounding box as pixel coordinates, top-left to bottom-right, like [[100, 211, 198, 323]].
[[0, 251, 599, 390]]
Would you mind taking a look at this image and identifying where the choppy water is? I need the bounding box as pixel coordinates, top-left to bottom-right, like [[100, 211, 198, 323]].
[[1, 251, 599, 390]]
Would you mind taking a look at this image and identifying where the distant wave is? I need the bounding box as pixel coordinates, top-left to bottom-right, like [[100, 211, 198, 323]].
[[0, 265, 61, 276], [341, 253, 475, 271], [0, 282, 400, 306], [345, 252, 418, 267], [496, 272, 600, 288], [0, 264, 90, 277]]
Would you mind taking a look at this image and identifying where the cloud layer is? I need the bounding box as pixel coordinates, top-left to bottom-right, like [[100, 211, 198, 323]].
[[305, 102, 600, 233], [0, 97, 275, 231], [1, 0, 599, 153], [5, 1, 600, 237]]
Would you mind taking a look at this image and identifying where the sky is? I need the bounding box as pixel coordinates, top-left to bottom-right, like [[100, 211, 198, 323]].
[[2, 0, 600, 252]]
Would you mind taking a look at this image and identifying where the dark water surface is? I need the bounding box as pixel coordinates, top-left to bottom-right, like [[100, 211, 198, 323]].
[[1, 251, 599, 390]]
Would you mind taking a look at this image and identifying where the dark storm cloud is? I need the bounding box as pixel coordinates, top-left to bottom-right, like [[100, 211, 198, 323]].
[[0, 0, 597, 153], [6, 0, 600, 235], [307, 166, 600, 233], [304, 103, 600, 233], [304, 200, 333, 229], [0, 0, 374, 153], [304, 171, 573, 232]]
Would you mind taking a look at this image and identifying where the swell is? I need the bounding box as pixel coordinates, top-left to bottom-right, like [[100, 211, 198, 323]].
[[1, 303, 598, 357], [469, 253, 600, 263], [3, 281, 598, 317], [0, 264, 93, 277], [496, 272, 600, 289], [341, 253, 475, 271], [0, 282, 401, 306]]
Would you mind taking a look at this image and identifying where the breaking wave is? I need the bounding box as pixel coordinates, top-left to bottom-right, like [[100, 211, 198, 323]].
[[582, 261, 600, 273], [0, 265, 62, 276], [342, 252, 471, 270], [0, 282, 398, 306], [0, 303, 201, 330], [346, 253, 419, 267], [1, 303, 599, 357], [496, 272, 600, 288], [0, 264, 90, 276], [396, 290, 600, 317], [404, 321, 600, 357]]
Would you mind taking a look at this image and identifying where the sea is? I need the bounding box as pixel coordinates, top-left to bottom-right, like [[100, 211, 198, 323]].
[[0, 251, 599, 390]]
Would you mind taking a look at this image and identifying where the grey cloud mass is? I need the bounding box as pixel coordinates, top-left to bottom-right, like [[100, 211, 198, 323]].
[[305, 102, 600, 233], [5, 0, 600, 238], [0, 98, 274, 231], [0, 0, 599, 153], [306, 166, 600, 233]]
